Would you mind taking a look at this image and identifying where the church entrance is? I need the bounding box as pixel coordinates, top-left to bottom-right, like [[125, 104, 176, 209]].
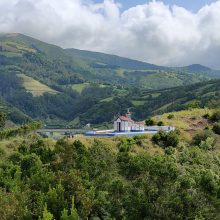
[[117, 122, 121, 132]]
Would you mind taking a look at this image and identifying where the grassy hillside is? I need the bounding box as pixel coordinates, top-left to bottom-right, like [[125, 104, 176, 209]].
[[153, 109, 213, 138], [17, 74, 58, 96]]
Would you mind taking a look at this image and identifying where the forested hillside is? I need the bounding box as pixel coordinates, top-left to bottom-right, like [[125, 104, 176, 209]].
[[0, 33, 220, 128], [0, 108, 220, 219], [73, 79, 220, 127]]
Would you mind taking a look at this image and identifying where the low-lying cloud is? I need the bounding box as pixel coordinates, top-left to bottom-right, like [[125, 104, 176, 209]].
[[0, 0, 220, 68]]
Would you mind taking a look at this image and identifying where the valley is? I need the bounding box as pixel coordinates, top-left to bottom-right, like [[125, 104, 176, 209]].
[[0, 33, 220, 129]]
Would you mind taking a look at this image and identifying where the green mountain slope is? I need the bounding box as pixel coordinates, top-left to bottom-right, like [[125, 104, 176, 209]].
[[0, 33, 220, 128], [65, 48, 166, 70], [76, 79, 220, 127], [1, 33, 219, 89], [0, 98, 30, 124]]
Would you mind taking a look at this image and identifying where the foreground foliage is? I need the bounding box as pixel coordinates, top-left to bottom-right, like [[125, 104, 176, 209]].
[[0, 132, 220, 219]]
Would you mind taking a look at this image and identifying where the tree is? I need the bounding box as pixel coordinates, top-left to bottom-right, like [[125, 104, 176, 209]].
[[185, 100, 200, 110], [60, 197, 78, 220], [157, 121, 164, 126], [145, 117, 155, 126], [61, 209, 69, 220], [0, 112, 6, 128], [152, 130, 179, 148], [45, 184, 66, 220], [69, 196, 78, 220], [41, 204, 54, 220]]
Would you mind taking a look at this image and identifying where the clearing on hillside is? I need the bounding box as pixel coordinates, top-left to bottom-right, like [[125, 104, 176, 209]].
[[17, 74, 58, 97], [72, 83, 90, 93]]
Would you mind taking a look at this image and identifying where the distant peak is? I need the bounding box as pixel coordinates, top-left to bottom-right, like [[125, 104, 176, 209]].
[[187, 64, 210, 68]]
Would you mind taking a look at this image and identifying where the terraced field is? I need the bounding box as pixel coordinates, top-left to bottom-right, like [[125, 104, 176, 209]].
[[17, 74, 58, 96]]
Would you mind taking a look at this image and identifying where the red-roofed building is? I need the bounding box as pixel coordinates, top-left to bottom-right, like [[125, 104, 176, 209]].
[[114, 109, 145, 132]]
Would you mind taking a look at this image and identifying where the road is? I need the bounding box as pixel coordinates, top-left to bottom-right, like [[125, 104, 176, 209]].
[[37, 129, 89, 134]]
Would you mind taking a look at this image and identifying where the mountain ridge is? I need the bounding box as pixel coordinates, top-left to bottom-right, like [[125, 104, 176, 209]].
[[1, 33, 218, 72]]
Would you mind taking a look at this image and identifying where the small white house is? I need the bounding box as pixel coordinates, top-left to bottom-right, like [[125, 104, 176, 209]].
[[114, 110, 145, 132]]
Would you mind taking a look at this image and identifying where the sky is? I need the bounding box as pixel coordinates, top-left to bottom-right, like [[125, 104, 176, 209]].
[[0, 0, 220, 68], [94, 0, 217, 11]]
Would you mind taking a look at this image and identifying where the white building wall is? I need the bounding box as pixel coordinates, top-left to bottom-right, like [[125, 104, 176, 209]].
[[114, 121, 117, 131], [122, 121, 125, 131], [132, 123, 145, 131], [114, 118, 145, 132], [123, 121, 130, 131]]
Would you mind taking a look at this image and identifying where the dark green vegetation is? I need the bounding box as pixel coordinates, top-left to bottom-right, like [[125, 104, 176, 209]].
[[0, 108, 220, 220], [0, 33, 220, 128]]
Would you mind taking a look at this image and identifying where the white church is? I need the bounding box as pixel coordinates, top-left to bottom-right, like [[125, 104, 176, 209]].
[[114, 110, 145, 132], [85, 109, 175, 137]]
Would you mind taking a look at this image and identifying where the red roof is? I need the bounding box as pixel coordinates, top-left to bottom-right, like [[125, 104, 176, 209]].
[[118, 116, 134, 122], [136, 122, 145, 125]]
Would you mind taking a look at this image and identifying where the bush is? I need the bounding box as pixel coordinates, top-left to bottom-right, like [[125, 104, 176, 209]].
[[185, 100, 200, 110], [213, 123, 220, 135], [164, 146, 175, 155], [152, 130, 179, 148], [192, 130, 216, 146], [0, 112, 6, 129], [133, 136, 144, 146], [204, 125, 210, 130], [199, 137, 215, 151], [203, 113, 210, 119], [167, 114, 174, 119], [157, 121, 164, 126], [145, 117, 155, 126], [210, 111, 220, 122]]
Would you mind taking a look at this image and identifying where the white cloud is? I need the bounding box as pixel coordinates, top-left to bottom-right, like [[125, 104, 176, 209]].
[[0, 0, 220, 68]]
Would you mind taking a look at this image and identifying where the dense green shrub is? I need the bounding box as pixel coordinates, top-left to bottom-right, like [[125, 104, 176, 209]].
[[210, 111, 220, 122], [152, 130, 179, 148], [0, 112, 6, 128], [157, 121, 164, 126], [213, 122, 220, 135], [164, 146, 175, 155], [145, 117, 155, 126], [199, 137, 215, 151], [167, 114, 175, 119], [203, 113, 210, 119], [192, 130, 216, 146], [185, 100, 200, 110]]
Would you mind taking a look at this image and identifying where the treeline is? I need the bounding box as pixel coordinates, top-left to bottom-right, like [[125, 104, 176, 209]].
[[0, 121, 41, 140], [0, 112, 41, 140]]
